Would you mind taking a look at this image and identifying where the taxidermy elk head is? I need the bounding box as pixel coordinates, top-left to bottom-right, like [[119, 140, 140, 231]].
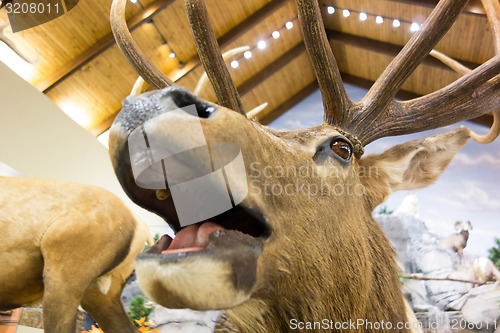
[[108, 0, 499, 331]]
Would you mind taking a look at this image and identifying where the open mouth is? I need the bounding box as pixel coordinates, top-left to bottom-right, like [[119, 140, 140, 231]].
[[110, 87, 270, 309], [133, 195, 268, 309], [145, 201, 270, 258]]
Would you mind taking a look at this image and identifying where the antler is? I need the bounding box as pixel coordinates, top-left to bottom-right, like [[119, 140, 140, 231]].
[[424, 60, 500, 144], [427, 0, 500, 144], [471, 0, 500, 144], [111, 0, 246, 116], [429, 49, 470, 76], [296, 0, 499, 147], [482, 0, 500, 55], [129, 46, 249, 97], [194, 46, 250, 97], [358, 0, 470, 121], [184, 0, 245, 115], [0, 21, 38, 63], [111, 0, 174, 89], [113, 0, 498, 147], [295, 0, 352, 125]]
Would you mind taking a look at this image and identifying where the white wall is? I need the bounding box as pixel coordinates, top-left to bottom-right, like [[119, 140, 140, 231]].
[[0, 62, 167, 236]]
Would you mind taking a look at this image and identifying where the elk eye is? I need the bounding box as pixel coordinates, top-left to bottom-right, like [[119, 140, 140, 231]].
[[330, 140, 352, 160]]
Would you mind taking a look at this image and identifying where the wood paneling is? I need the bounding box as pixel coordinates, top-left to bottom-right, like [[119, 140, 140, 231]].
[[241, 51, 316, 119], [0, 0, 156, 86], [37, 0, 175, 92], [329, 38, 462, 96], [152, 0, 272, 61], [321, 0, 494, 63]]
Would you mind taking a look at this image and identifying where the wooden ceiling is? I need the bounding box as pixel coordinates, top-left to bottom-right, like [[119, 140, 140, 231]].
[[0, 0, 495, 135]]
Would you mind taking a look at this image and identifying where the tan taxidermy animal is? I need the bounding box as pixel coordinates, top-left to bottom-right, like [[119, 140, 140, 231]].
[[0, 177, 153, 333], [108, 0, 500, 332]]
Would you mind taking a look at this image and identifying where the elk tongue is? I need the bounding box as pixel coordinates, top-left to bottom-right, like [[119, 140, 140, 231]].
[[161, 222, 225, 254]]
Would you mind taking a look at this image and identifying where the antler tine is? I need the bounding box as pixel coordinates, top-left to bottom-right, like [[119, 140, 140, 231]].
[[468, 0, 500, 144], [429, 50, 470, 76], [185, 0, 246, 116], [194, 46, 250, 98], [429, 52, 500, 144], [130, 76, 148, 96], [470, 109, 500, 143], [358, 56, 500, 145], [481, 0, 500, 55], [358, 0, 469, 124], [425, 1, 500, 145], [295, 0, 352, 125], [110, 0, 174, 89]]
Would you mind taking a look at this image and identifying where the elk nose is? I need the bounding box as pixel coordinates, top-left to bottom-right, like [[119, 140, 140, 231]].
[[164, 87, 216, 119], [117, 87, 217, 133]]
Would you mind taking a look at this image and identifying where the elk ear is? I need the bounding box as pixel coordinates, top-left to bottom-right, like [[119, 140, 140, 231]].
[[358, 127, 470, 209]]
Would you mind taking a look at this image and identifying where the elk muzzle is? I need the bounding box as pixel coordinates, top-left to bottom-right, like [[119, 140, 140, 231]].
[[109, 87, 268, 310]]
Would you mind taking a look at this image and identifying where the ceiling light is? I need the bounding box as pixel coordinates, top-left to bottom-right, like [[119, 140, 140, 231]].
[[359, 13, 367, 21], [230, 60, 239, 68], [410, 22, 420, 32], [169, 52, 176, 58], [244, 51, 252, 59], [257, 40, 267, 50], [375, 16, 383, 24], [343, 9, 350, 17], [272, 31, 280, 39], [327, 6, 335, 14], [285, 21, 293, 29], [393, 19, 401, 28], [130, 0, 137, 3]]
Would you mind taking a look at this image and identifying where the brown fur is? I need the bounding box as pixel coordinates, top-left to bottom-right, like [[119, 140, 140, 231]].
[[0, 177, 152, 333]]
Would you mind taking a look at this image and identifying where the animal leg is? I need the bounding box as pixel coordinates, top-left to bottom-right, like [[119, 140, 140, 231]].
[[42, 271, 85, 333], [81, 278, 138, 333], [39, 214, 131, 333]]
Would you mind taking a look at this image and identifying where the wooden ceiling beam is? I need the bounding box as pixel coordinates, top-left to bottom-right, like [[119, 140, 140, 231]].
[[168, 0, 291, 81], [339, 73, 421, 100], [38, 0, 175, 93], [240, 42, 305, 96], [326, 30, 481, 70], [260, 81, 319, 124], [218, 0, 291, 47]]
